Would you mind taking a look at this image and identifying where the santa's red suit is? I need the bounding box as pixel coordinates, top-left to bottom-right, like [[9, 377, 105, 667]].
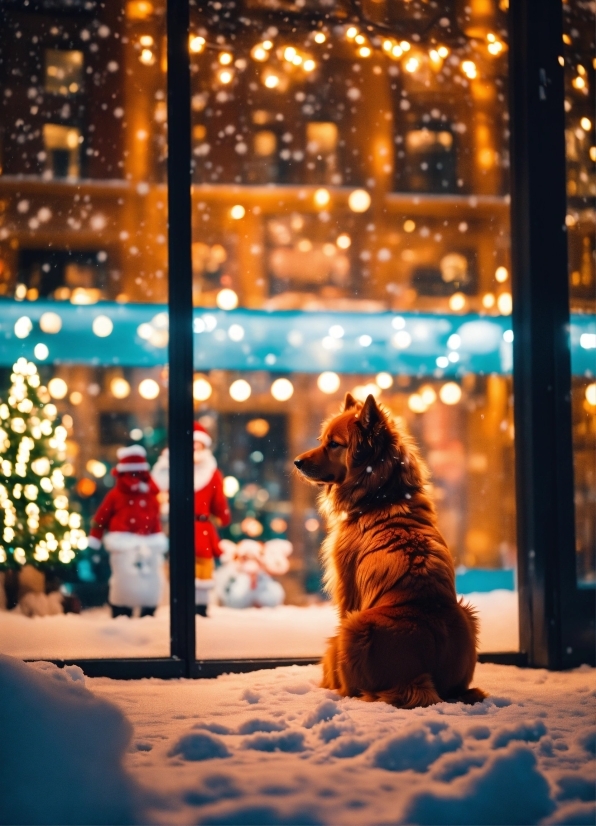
[[193, 423, 231, 615], [88, 446, 168, 616]]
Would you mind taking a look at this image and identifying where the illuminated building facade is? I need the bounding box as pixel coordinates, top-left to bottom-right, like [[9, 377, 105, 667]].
[[0, 0, 593, 666]]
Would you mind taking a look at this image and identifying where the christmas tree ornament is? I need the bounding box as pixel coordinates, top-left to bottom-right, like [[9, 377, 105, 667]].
[[88, 445, 168, 618]]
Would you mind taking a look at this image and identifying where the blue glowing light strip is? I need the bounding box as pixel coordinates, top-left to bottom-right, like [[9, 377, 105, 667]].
[[0, 300, 594, 377]]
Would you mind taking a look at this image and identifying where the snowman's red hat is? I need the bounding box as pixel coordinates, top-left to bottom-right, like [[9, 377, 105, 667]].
[[193, 422, 212, 447], [116, 445, 150, 472]]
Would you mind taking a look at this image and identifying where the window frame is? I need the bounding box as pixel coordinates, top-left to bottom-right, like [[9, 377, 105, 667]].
[[34, 0, 594, 678]]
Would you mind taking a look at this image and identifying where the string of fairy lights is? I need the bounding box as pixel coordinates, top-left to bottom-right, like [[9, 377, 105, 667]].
[[181, 23, 508, 90]]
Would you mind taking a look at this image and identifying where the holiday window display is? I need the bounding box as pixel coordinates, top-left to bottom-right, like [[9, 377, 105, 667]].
[[0, 359, 85, 616], [148, 424, 232, 616], [215, 538, 293, 609], [87, 445, 168, 618]]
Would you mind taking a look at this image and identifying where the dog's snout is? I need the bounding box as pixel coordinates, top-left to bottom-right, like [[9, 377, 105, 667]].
[[294, 458, 303, 468]]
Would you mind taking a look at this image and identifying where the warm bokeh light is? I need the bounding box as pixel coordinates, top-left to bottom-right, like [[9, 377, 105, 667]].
[[585, 383, 596, 406], [230, 204, 246, 219], [449, 292, 467, 311], [336, 233, 351, 249], [110, 377, 131, 399], [317, 371, 340, 394], [223, 476, 240, 497], [39, 312, 62, 334], [439, 382, 462, 405], [348, 189, 371, 212], [139, 48, 155, 65], [189, 35, 205, 53], [495, 266, 509, 283], [138, 378, 160, 399], [271, 378, 294, 401], [229, 379, 251, 402], [403, 219, 416, 233], [392, 330, 412, 349], [251, 44, 268, 62], [482, 292, 496, 308], [314, 32, 326, 44], [92, 315, 114, 337], [497, 292, 513, 315], [376, 372, 393, 390], [69, 391, 83, 405], [408, 393, 427, 413], [86, 459, 108, 478], [241, 516, 263, 537], [461, 60, 477, 79], [263, 72, 280, 89], [34, 343, 49, 360], [420, 385, 437, 406], [352, 383, 380, 402], [216, 288, 239, 310], [48, 378, 68, 399], [14, 316, 33, 339], [193, 376, 213, 401], [219, 51, 233, 65], [314, 188, 330, 207], [246, 418, 270, 437], [218, 69, 233, 84]]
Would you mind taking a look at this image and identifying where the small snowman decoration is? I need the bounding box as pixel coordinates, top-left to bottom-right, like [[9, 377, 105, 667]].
[[214, 538, 292, 609]]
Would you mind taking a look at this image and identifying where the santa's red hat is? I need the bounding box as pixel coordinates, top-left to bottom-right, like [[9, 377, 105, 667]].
[[193, 422, 212, 447], [115, 445, 150, 473]]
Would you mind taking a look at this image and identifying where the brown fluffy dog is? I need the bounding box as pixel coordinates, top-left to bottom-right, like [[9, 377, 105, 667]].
[[294, 393, 485, 708]]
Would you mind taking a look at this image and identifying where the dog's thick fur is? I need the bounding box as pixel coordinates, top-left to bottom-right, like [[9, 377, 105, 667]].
[[294, 393, 485, 708]]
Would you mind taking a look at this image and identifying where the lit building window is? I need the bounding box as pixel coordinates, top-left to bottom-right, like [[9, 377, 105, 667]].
[[44, 49, 84, 96], [402, 124, 457, 193], [42, 124, 81, 179], [305, 121, 339, 184]]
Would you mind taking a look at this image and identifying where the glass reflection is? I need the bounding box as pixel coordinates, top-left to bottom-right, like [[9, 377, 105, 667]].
[[563, 1, 596, 587], [0, 1, 169, 658], [191, 0, 518, 657]]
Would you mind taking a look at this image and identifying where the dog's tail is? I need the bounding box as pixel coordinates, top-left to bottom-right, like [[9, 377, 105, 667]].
[[361, 674, 442, 708]]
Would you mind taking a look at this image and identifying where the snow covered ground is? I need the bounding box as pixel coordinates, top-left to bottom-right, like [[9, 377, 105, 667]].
[[1, 653, 594, 825], [0, 590, 518, 660]]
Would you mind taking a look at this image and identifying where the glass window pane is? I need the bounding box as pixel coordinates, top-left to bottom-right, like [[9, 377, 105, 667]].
[[0, 2, 170, 658], [191, 1, 518, 658], [563, 2, 596, 588]]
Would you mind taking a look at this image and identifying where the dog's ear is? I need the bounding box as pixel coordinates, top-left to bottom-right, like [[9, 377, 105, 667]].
[[343, 392, 358, 411], [360, 394, 381, 431]]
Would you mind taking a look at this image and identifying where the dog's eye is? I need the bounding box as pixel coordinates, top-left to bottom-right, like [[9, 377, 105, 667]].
[[328, 440, 342, 449]]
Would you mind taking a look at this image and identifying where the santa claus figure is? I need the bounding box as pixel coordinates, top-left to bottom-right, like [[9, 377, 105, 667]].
[[193, 422, 231, 616], [87, 445, 168, 618]]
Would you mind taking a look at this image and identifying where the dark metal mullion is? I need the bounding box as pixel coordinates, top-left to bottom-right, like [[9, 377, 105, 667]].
[[509, 0, 576, 668], [167, 0, 195, 674]]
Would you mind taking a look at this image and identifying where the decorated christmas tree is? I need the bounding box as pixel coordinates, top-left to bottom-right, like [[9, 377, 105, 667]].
[[0, 358, 86, 571]]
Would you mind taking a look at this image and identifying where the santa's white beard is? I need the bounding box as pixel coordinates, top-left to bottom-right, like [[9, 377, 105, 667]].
[[194, 450, 217, 491]]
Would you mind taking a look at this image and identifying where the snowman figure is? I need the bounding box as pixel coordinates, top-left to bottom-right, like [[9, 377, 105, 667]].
[[215, 538, 292, 609], [88, 445, 168, 618]]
